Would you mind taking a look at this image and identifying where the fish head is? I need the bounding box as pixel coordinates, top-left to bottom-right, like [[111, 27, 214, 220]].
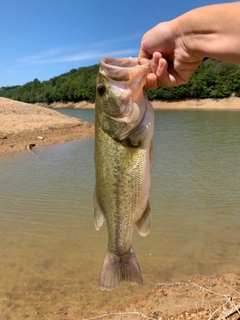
[[95, 57, 151, 140]]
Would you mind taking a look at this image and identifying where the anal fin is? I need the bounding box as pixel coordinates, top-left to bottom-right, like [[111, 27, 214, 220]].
[[94, 191, 105, 230], [136, 201, 151, 237]]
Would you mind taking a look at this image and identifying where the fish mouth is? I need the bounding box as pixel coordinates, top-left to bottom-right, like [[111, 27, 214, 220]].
[[100, 57, 151, 82], [101, 57, 140, 68], [97, 57, 151, 138]]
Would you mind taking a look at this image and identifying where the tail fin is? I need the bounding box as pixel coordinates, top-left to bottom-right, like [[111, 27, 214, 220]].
[[99, 247, 143, 291]]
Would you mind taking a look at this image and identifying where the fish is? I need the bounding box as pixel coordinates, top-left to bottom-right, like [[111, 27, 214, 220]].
[[94, 57, 154, 291]]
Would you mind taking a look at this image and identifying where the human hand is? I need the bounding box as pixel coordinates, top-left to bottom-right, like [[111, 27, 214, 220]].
[[138, 22, 203, 89]]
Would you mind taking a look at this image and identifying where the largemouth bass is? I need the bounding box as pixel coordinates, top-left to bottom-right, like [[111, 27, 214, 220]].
[[94, 57, 154, 291]]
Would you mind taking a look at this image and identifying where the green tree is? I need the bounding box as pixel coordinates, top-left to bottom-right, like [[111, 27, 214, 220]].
[[1, 60, 240, 103]]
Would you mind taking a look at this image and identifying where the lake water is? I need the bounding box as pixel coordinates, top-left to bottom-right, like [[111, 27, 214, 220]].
[[1, 108, 240, 319]]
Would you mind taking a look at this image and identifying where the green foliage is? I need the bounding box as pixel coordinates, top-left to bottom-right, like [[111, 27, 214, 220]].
[[1, 60, 240, 103], [0, 64, 98, 103]]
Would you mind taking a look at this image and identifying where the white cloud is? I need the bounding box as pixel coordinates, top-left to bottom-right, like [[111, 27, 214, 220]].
[[41, 48, 138, 64], [14, 34, 140, 66], [17, 48, 62, 64]]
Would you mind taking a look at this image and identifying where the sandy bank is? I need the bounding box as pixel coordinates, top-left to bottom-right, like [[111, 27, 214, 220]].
[[0, 97, 94, 154], [36, 100, 95, 109], [152, 96, 240, 110]]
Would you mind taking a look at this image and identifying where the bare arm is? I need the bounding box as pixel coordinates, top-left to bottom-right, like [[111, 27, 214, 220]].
[[138, 2, 240, 89]]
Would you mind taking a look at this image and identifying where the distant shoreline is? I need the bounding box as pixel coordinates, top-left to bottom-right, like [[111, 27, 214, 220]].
[[36, 97, 240, 110]]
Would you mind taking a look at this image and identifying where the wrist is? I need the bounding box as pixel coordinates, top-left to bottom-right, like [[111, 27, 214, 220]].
[[172, 9, 209, 62]]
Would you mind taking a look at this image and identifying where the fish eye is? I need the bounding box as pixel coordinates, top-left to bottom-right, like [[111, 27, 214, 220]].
[[97, 85, 106, 95]]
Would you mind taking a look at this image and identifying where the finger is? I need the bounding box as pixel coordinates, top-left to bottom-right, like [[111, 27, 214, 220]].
[[138, 58, 150, 65], [156, 58, 166, 78], [145, 73, 158, 90], [144, 59, 168, 89], [138, 46, 152, 61], [156, 60, 183, 88], [145, 59, 170, 89], [151, 52, 162, 74]]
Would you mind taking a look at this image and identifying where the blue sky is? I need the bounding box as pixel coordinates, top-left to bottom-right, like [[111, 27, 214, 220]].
[[0, 0, 234, 87]]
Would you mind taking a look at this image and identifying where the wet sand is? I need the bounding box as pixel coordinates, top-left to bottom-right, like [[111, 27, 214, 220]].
[[1, 97, 240, 319]]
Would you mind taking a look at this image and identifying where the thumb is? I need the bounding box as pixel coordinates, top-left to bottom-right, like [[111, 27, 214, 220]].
[[138, 45, 152, 61]]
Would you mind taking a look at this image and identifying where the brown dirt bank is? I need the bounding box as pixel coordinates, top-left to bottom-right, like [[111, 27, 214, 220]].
[[31, 273, 240, 320], [36, 97, 240, 110], [0, 97, 94, 154], [98, 273, 240, 320]]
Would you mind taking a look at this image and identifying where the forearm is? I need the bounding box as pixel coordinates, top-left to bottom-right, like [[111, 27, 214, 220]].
[[176, 2, 240, 64]]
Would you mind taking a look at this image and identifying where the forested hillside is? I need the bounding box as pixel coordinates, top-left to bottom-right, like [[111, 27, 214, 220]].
[[0, 64, 98, 104], [1, 60, 240, 103]]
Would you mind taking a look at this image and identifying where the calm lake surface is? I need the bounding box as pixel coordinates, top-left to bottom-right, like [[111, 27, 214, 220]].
[[1, 108, 240, 318]]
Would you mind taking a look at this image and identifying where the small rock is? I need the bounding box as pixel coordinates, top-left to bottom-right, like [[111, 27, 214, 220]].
[[27, 144, 36, 150]]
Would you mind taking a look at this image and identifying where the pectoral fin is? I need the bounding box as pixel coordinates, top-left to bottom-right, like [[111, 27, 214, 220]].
[[94, 191, 105, 230], [136, 201, 151, 237], [129, 122, 148, 147]]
